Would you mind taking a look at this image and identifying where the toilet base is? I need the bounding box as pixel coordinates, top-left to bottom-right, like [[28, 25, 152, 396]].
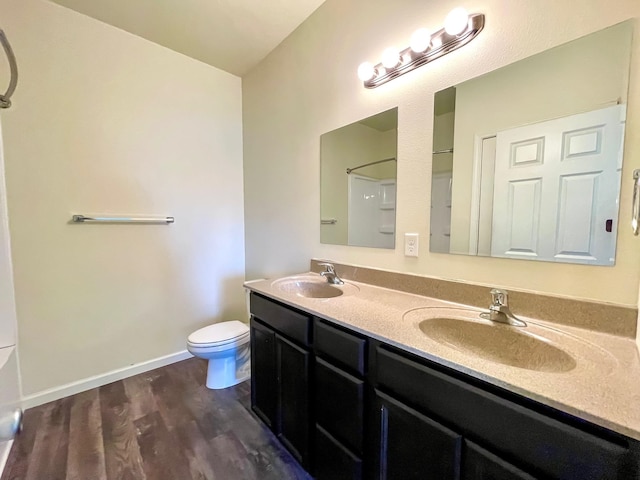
[[203, 343, 251, 390], [206, 361, 250, 389]]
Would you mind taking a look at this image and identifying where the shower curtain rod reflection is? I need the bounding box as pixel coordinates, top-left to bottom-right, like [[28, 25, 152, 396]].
[[346, 157, 396, 174], [0, 29, 18, 109]]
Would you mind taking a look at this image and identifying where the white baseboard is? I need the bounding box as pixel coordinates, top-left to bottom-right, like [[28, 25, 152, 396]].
[[21, 350, 193, 410]]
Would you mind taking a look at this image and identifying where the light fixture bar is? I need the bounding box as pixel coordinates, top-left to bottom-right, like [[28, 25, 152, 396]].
[[362, 13, 485, 89]]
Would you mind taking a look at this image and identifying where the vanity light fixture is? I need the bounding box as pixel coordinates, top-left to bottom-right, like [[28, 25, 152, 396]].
[[357, 8, 485, 88]]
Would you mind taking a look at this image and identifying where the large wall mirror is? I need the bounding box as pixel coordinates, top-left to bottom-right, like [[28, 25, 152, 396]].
[[430, 21, 632, 265], [321, 108, 398, 248]]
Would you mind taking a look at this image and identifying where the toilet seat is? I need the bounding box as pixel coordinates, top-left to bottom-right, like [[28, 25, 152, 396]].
[[187, 320, 249, 348]]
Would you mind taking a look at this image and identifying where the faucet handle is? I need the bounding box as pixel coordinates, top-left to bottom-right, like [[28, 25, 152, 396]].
[[318, 262, 335, 273], [490, 288, 508, 307]]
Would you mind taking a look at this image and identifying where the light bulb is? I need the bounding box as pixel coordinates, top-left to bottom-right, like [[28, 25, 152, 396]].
[[357, 62, 375, 81], [410, 28, 432, 53], [381, 48, 400, 69], [444, 7, 469, 35]]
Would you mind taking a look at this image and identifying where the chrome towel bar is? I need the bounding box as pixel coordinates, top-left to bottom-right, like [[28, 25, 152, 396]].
[[71, 215, 174, 224]]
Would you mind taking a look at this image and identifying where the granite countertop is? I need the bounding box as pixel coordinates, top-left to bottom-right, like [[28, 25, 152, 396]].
[[245, 272, 640, 441]]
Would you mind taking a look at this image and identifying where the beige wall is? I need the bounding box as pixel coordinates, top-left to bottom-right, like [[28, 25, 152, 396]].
[[1, 0, 246, 395], [450, 23, 631, 254], [243, 0, 640, 307]]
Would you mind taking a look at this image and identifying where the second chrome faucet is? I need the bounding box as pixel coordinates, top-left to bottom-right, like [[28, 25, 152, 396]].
[[480, 288, 527, 327]]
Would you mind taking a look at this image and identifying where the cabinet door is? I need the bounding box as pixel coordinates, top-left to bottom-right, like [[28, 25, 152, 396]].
[[372, 390, 461, 480], [462, 440, 537, 480], [277, 334, 313, 469], [250, 317, 277, 430]]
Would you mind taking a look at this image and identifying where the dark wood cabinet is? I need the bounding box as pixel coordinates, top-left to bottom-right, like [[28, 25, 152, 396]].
[[249, 294, 314, 471], [372, 389, 462, 480], [249, 292, 640, 480], [372, 343, 636, 480], [314, 321, 367, 479], [250, 317, 277, 429], [276, 334, 312, 469]]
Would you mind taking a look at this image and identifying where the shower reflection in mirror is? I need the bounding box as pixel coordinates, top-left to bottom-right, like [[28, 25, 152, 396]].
[[430, 21, 632, 266], [321, 108, 398, 249]]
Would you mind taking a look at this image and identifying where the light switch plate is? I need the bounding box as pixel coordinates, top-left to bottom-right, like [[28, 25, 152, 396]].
[[404, 233, 419, 257]]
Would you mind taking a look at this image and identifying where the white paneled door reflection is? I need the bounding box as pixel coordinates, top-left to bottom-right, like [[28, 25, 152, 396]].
[[348, 174, 395, 248], [491, 105, 623, 265]]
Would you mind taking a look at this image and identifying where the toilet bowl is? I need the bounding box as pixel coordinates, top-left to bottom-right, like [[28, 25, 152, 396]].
[[187, 320, 250, 389]]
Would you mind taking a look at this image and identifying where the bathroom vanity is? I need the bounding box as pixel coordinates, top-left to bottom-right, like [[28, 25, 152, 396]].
[[246, 271, 640, 480]]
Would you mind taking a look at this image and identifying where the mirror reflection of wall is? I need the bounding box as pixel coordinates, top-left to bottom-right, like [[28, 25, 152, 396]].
[[321, 108, 398, 248], [430, 21, 632, 266], [431, 87, 456, 253]]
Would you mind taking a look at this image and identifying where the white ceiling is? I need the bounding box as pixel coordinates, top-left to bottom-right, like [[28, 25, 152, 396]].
[[49, 0, 326, 76]]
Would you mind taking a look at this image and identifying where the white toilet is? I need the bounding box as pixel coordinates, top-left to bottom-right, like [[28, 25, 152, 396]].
[[187, 320, 251, 389]]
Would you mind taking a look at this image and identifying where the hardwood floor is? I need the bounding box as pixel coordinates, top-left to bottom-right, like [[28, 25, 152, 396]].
[[1, 358, 312, 480]]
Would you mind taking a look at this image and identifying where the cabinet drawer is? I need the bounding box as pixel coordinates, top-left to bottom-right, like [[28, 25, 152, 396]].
[[250, 293, 312, 346], [462, 440, 537, 480], [314, 319, 366, 376], [315, 357, 364, 454], [315, 425, 362, 480], [375, 345, 633, 480]]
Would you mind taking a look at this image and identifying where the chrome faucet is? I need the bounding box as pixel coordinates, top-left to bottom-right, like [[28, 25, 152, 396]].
[[318, 262, 344, 285], [480, 289, 527, 327]]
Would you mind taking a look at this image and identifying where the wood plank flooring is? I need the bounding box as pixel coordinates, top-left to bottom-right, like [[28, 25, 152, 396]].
[[1, 358, 311, 480]]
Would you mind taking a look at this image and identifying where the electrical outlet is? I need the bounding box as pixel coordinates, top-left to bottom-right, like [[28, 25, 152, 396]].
[[404, 233, 419, 257]]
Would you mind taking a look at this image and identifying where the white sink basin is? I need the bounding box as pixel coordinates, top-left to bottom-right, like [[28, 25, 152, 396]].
[[272, 275, 359, 299]]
